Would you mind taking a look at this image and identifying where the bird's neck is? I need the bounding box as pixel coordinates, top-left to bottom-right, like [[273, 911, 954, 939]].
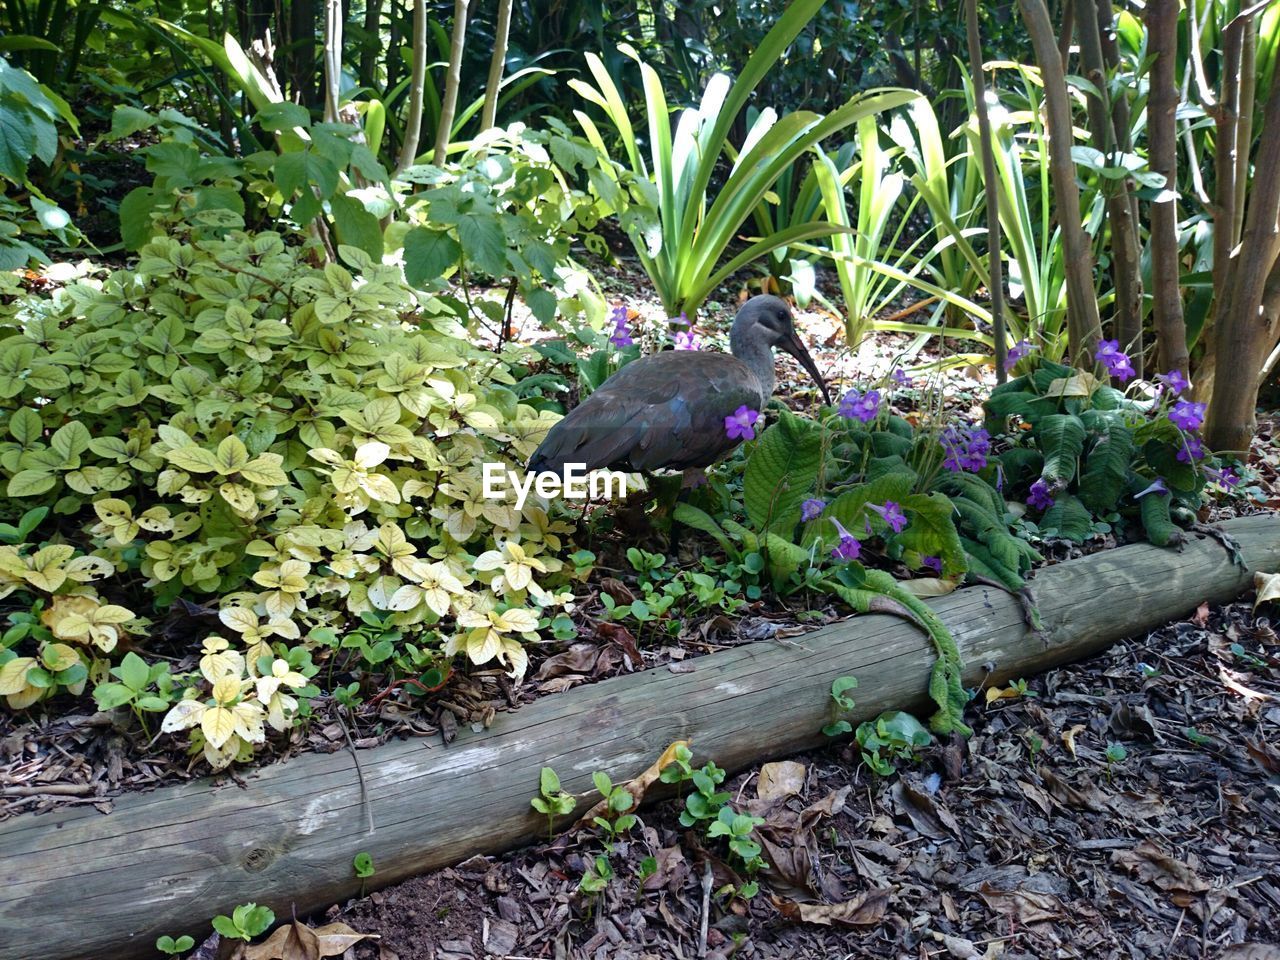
[[730, 326, 775, 398]]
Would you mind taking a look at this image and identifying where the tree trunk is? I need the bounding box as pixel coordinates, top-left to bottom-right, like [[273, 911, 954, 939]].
[[1204, 60, 1280, 454], [395, 0, 427, 173], [480, 0, 513, 131], [359, 0, 384, 92], [966, 0, 1009, 382], [433, 0, 469, 165], [1146, 0, 1189, 378], [322, 0, 343, 123], [1018, 0, 1104, 368]]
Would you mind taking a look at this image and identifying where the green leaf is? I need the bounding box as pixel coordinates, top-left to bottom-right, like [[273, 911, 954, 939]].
[[458, 215, 508, 277], [7, 469, 55, 497], [896, 492, 967, 577], [1036, 414, 1086, 486], [119, 187, 159, 251], [108, 106, 156, 141], [403, 227, 461, 287], [7, 407, 43, 446], [539, 766, 561, 796], [743, 408, 822, 533], [1078, 421, 1134, 514], [1039, 493, 1092, 542], [329, 194, 384, 261], [672, 503, 737, 558], [1139, 489, 1179, 547]]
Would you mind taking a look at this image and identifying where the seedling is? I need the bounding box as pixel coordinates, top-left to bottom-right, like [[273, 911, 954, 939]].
[[678, 761, 729, 826], [530, 766, 576, 840], [659, 743, 696, 788], [353, 851, 374, 895], [822, 675, 858, 737], [590, 771, 637, 843], [637, 856, 658, 887], [707, 807, 768, 874], [154, 934, 194, 956], [1103, 741, 1127, 781], [855, 711, 932, 776], [578, 854, 614, 894], [211, 903, 274, 942]]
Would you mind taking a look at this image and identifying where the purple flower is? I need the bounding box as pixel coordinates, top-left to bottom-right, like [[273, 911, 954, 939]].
[[1169, 400, 1206, 433], [1157, 370, 1189, 396], [1134, 478, 1168, 499], [838, 388, 881, 423], [940, 424, 991, 473], [921, 556, 943, 574], [1027, 478, 1055, 511], [672, 311, 690, 328], [869, 501, 908, 534], [724, 405, 760, 441], [608, 304, 633, 348], [829, 518, 861, 561], [801, 498, 826, 521], [1004, 339, 1033, 372], [891, 368, 913, 387], [1206, 466, 1239, 488], [1095, 339, 1135, 382], [1177, 435, 1205, 463], [674, 330, 699, 351]]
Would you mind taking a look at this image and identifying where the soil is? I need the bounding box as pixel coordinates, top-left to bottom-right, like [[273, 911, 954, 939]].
[[296, 595, 1280, 959]]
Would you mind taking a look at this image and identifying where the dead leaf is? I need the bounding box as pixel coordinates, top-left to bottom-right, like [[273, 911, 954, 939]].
[[1112, 840, 1209, 897], [1220, 945, 1280, 960], [758, 761, 806, 801], [891, 777, 960, 839], [977, 884, 1066, 924], [1038, 766, 1108, 812], [898, 577, 960, 598], [1061, 723, 1086, 758], [1253, 571, 1280, 610], [1015, 779, 1052, 816], [243, 918, 319, 960], [1192, 602, 1211, 627], [313, 923, 376, 955], [771, 887, 890, 926], [572, 740, 689, 828]]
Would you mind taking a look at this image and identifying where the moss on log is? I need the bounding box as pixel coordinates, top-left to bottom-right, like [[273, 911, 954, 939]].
[[3, 514, 1279, 960]]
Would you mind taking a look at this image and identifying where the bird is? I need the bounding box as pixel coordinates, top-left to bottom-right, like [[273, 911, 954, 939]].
[[528, 295, 831, 477]]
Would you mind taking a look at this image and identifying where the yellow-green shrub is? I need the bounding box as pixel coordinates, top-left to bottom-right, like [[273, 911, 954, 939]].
[[0, 217, 574, 765]]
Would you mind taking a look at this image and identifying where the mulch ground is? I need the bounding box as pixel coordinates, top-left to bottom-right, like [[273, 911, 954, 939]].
[[324, 595, 1280, 959]]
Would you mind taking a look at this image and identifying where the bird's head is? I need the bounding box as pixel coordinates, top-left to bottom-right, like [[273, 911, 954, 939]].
[[733, 295, 832, 405]]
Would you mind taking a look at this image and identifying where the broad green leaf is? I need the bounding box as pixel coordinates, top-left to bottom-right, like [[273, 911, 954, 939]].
[[1037, 414, 1086, 486], [743, 408, 822, 533]]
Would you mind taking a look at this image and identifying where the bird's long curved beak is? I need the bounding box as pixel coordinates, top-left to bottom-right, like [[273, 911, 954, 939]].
[[783, 331, 832, 406]]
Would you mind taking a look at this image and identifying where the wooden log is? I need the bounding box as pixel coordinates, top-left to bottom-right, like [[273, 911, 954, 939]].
[[3, 514, 1279, 960]]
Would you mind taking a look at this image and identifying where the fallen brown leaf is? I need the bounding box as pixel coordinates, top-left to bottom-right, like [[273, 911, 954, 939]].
[[977, 883, 1066, 925], [771, 887, 890, 927], [1220, 945, 1280, 960], [572, 739, 689, 828], [1112, 840, 1209, 897], [757, 760, 806, 801], [1253, 570, 1280, 610]]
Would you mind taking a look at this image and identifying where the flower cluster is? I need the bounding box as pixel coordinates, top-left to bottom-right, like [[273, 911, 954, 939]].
[[1168, 399, 1208, 463], [1095, 340, 1135, 382], [869, 501, 908, 533], [1157, 370, 1189, 396], [608, 304, 633, 348], [801, 498, 826, 522], [891, 368, 912, 388], [1026, 479, 1054, 511], [724, 405, 760, 441], [674, 330, 699, 351], [940, 424, 992, 473], [838, 388, 881, 423], [829, 518, 861, 561]]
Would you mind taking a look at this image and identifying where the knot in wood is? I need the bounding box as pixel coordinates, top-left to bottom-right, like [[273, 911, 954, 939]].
[[242, 846, 275, 872]]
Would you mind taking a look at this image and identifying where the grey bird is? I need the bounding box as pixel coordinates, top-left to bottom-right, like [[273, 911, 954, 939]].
[[528, 295, 831, 476]]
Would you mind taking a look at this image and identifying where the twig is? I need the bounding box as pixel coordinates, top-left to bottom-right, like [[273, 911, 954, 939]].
[[338, 706, 375, 835], [698, 861, 713, 958], [0, 783, 96, 797]]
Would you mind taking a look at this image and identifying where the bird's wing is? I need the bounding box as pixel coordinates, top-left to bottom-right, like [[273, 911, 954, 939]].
[[528, 352, 764, 475]]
